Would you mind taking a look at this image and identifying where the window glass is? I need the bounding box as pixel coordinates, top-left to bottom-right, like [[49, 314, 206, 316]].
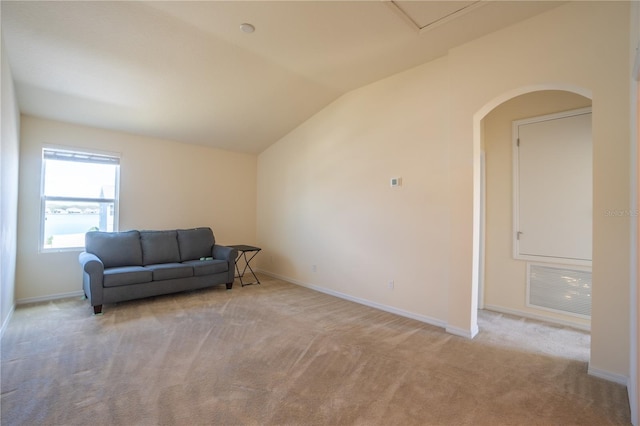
[[41, 148, 119, 251], [44, 160, 117, 198]]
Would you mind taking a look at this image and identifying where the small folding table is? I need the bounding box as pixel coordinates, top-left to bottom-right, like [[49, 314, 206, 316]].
[[228, 245, 261, 287]]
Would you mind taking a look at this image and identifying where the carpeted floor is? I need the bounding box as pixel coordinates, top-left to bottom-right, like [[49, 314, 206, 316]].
[[1, 274, 630, 425]]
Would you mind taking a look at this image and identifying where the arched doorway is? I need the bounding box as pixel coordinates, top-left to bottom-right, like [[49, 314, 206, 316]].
[[472, 86, 593, 359]]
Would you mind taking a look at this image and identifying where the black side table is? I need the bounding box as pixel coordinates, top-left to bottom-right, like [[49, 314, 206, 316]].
[[228, 245, 261, 287]]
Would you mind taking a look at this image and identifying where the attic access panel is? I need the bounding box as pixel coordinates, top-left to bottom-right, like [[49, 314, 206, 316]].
[[391, 1, 480, 31]]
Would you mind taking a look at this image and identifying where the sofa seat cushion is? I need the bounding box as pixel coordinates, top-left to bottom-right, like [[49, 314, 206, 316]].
[[178, 228, 215, 261], [86, 230, 143, 268], [145, 263, 194, 281], [140, 230, 181, 265], [104, 266, 152, 288], [182, 259, 228, 276]]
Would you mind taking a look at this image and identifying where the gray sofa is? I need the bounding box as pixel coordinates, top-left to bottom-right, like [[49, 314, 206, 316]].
[[78, 227, 237, 314]]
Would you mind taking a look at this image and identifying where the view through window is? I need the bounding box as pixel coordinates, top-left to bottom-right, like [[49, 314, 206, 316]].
[[41, 148, 120, 251]]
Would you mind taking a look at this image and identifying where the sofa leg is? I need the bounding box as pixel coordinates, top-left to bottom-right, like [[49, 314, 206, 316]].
[[226, 282, 233, 290], [93, 305, 103, 315]]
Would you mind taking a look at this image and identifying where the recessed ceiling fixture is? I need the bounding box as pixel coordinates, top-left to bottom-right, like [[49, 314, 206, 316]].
[[240, 23, 255, 33]]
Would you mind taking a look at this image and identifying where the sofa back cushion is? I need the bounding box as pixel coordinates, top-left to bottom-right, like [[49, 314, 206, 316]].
[[177, 227, 215, 261], [140, 230, 181, 265], [85, 230, 143, 268]]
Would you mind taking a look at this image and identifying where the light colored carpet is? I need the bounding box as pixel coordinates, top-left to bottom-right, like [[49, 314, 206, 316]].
[[1, 274, 630, 425], [477, 309, 591, 362]]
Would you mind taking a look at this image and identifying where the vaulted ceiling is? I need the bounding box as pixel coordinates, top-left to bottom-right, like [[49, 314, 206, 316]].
[[1, 1, 561, 153]]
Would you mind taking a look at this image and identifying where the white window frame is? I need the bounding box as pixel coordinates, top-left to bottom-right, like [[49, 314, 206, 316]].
[[40, 146, 121, 252], [525, 261, 592, 320]]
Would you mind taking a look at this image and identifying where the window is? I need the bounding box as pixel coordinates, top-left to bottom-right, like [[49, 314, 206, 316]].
[[41, 147, 120, 251]]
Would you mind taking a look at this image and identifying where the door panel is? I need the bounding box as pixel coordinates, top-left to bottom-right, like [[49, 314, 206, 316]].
[[515, 110, 592, 262]]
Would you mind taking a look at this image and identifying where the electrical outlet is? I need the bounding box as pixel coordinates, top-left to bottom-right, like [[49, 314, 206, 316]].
[[388, 280, 394, 290], [312, 264, 317, 273]]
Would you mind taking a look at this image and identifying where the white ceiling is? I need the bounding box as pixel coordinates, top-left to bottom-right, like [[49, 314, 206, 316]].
[[1, 1, 561, 153]]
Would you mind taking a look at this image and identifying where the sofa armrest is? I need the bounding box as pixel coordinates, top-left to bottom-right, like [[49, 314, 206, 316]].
[[213, 244, 238, 262], [79, 252, 104, 309], [79, 252, 104, 274], [213, 245, 238, 286]]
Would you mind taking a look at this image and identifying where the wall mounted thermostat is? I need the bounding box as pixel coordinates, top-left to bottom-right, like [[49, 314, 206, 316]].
[[390, 177, 402, 188]]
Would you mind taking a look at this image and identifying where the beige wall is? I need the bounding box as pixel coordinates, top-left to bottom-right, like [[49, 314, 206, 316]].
[[16, 116, 257, 301], [635, 81, 639, 426], [258, 57, 451, 324], [1, 40, 20, 333], [483, 90, 591, 328], [631, 3, 639, 422], [258, 1, 632, 379], [635, 82, 639, 425]]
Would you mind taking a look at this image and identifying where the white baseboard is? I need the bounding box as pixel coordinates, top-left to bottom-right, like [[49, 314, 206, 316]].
[[17, 290, 84, 305], [483, 304, 591, 332], [1, 303, 15, 339], [446, 324, 479, 339], [257, 269, 448, 330], [588, 365, 629, 386]]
